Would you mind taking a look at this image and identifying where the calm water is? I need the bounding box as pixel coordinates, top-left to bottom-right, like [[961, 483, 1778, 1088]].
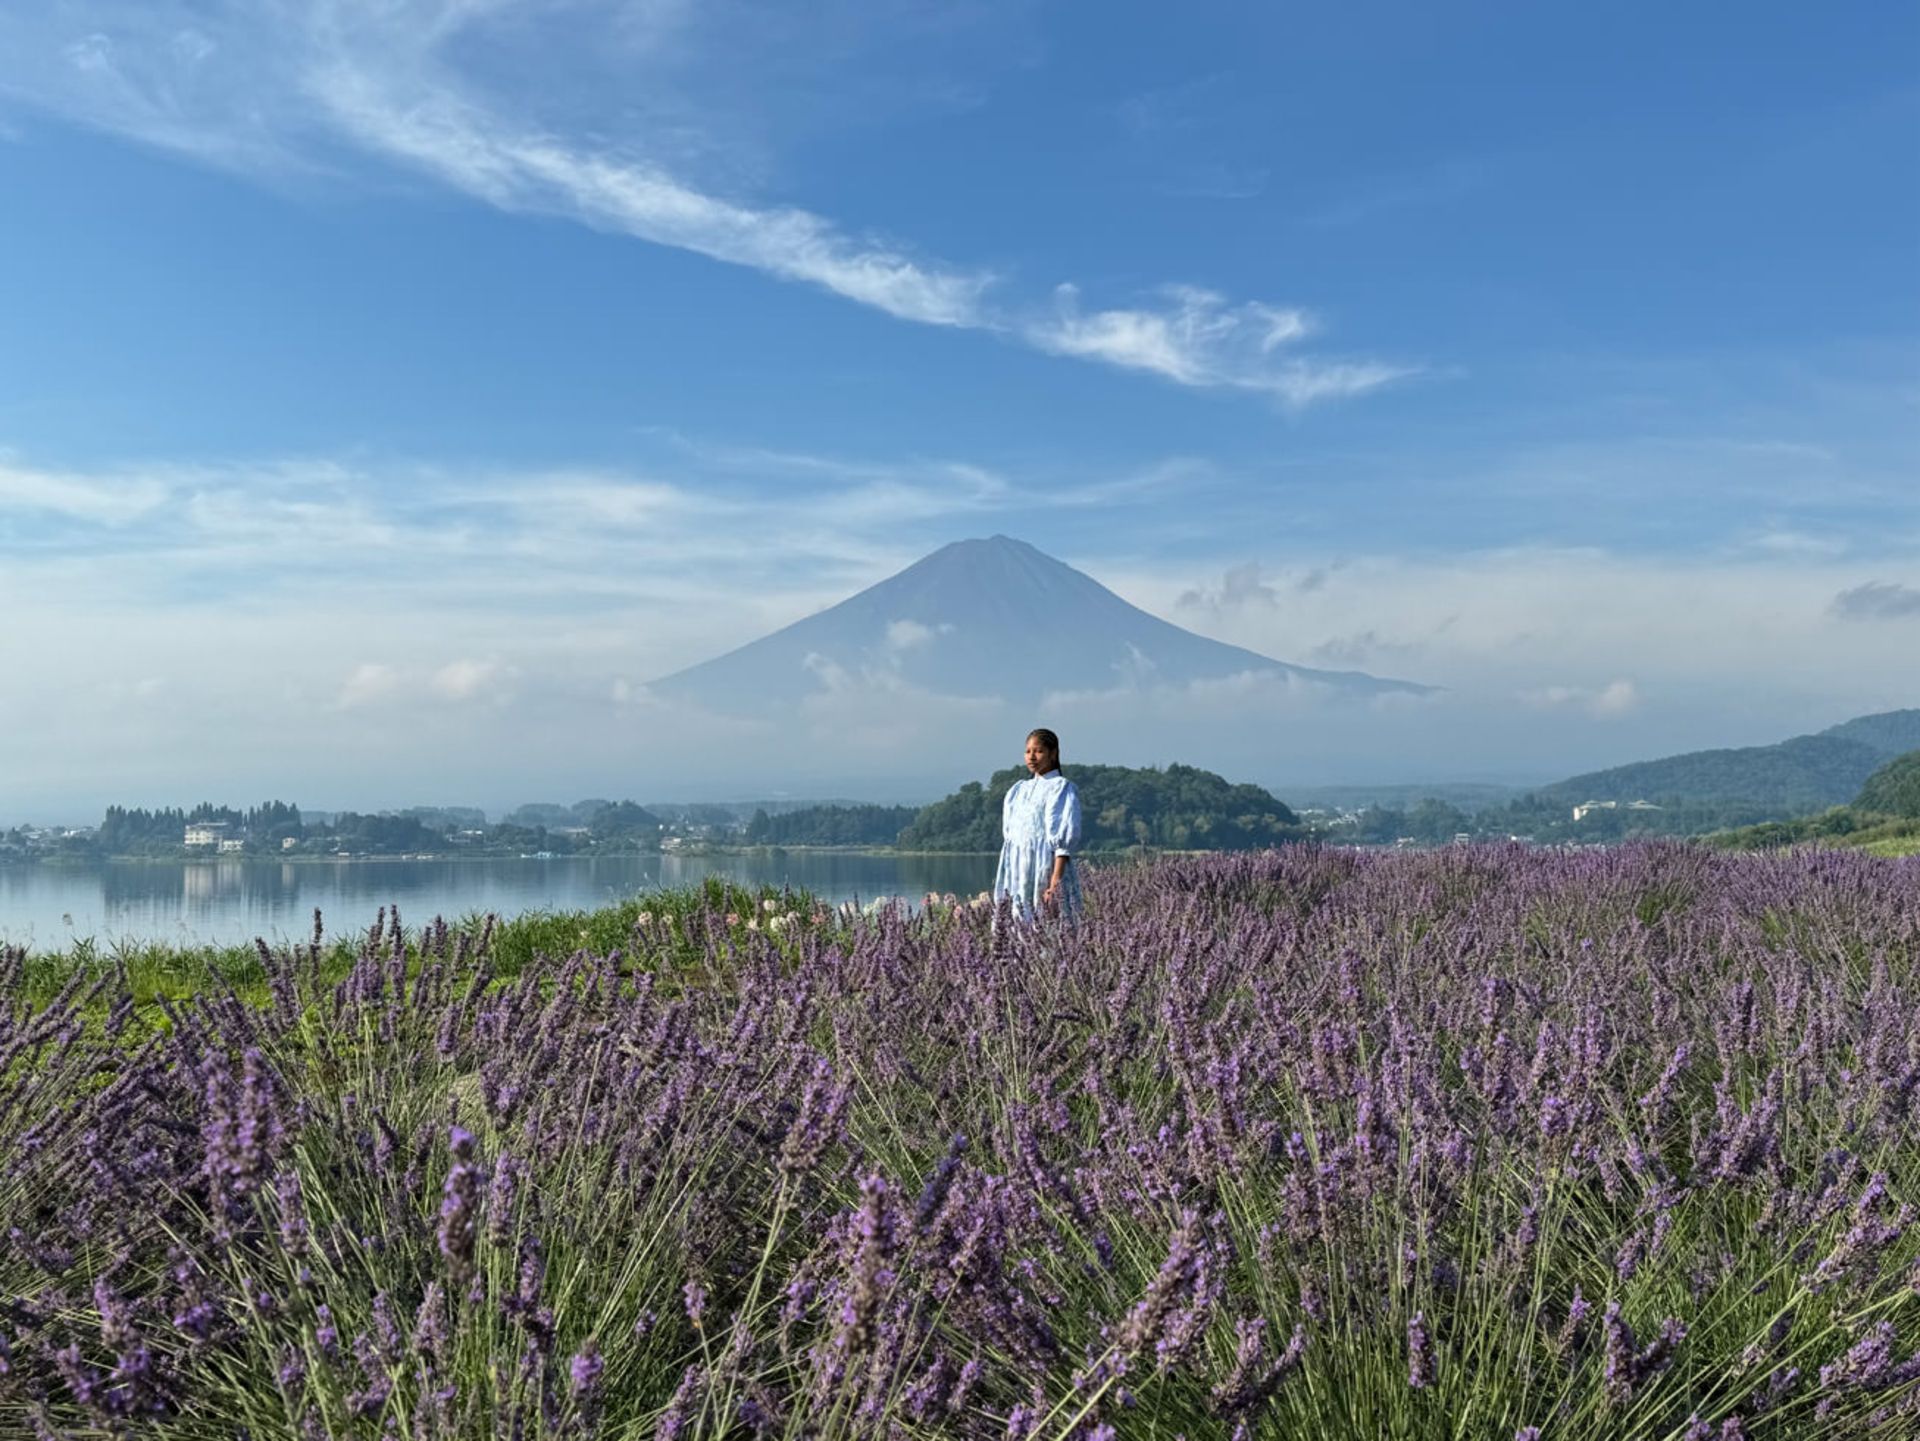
[[0, 853, 999, 948]]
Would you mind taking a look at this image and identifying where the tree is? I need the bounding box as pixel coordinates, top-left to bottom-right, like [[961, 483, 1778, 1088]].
[[589, 801, 663, 841]]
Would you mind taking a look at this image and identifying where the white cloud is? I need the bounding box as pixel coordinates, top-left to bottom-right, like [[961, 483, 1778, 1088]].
[[337, 662, 400, 709], [884, 619, 950, 652], [1177, 561, 1283, 612], [1104, 545, 1920, 752], [0, 459, 168, 524], [0, 1, 1403, 406], [1520, 679, 1641, 718], [312, 74, 995, 327], [1039, 665, 1343, 718], [794, 669, 1005, 756], [431, 658, 512, 702], [3, 432, 1916, 818], [1026, 285, 1408, 407]]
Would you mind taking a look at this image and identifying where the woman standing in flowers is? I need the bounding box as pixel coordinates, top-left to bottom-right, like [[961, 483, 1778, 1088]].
[[994, 727, 1083, 920]]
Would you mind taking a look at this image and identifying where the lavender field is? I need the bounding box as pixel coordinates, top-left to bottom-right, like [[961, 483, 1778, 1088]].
[[3, 844, 1918, 1439]]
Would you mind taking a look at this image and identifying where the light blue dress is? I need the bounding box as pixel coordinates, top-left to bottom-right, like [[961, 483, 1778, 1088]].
[[994, 770, 1084, 920]]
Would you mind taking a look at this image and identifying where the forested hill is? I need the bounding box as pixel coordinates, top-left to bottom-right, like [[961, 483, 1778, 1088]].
[[1855, 750, 1920, 819], [1707, 750, 1920, 857], [1820, 710, 1920, 757], [743, 804, 919, 847], [897, 763, 1302, 853], [1534, 708, 1920, 811]]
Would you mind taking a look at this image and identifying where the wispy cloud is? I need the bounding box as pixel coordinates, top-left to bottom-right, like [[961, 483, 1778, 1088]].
[[311, 72, 995, 327], [0, 458, 169, 524], [1028, 285, 1407, 406], [0, 437, 1222, 649], [0, 1, 1408, 406], [1177, 561, 1334, 613], [6, 442, 1917, 814], [1309, 630, 1427, 667]]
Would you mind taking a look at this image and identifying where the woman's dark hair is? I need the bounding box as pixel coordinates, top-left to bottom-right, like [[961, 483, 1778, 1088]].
[[1027, 727, 1060, 756]]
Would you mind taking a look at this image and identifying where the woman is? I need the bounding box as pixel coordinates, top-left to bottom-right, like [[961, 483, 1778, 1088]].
[[994, 728, 1084, 921]]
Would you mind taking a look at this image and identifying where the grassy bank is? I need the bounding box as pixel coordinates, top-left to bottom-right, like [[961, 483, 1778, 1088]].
[[8, 876, 817, 1014]]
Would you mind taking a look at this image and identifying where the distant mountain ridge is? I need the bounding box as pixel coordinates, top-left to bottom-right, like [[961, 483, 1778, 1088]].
[[1537, 709, 1920, 812], [650, 535, 1431, 710]]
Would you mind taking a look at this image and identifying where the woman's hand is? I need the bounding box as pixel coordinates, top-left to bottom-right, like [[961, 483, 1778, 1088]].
[[1041, 881, 1060, 910]]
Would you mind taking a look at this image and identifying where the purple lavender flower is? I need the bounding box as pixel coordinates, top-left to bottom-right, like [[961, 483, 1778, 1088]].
[[405, 1295, 445, 1376], [568, 1341, 604, 1401], [487, 1153, 524, 1247], [777, 1056, 848, 1177], [1117, 1210, 1202, 1366], [201, 1048, 280, 1199], [172, 1300, 217, 1344], [1407, 1311, 1435, 1390], [916, 1133, 968, 1228], [1603, 1303, 1685, 1403], [438, 1126, 482, 1286], [655, 1364, 704, 1441], [1820, 1320, 1897, 1390], [275, 1169, 309, 1256], [314, 1304, 341, 1364]]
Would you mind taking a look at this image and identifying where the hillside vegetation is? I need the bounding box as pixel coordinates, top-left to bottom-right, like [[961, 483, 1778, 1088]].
[[1854, 748, 1920, 818], [899, 762, 1302, 852], [1707, 749, 1920, 856], [742, 804, 918, 847], [1533, 708, 1920, 811]]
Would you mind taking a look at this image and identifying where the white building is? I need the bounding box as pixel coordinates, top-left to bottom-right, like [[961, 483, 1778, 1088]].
[[184, 821, 232, 847], [1572, 800, 1664, 822]]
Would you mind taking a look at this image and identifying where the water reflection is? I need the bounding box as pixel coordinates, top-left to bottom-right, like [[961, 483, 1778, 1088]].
[[0, 852, 999, 947]]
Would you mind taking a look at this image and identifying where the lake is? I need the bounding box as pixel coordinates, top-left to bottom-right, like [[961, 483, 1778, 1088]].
[[0, 852, 1000, 949]]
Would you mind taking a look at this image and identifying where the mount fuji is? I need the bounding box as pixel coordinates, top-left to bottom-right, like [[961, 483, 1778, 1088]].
[[649, 536, 1431, 712]]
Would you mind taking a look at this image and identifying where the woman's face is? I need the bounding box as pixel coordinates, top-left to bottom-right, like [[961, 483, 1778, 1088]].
[[1024, 734, 1058, 776]]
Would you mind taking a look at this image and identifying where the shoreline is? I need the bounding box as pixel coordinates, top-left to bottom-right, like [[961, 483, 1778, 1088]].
[[4, 844, 1006, 867]]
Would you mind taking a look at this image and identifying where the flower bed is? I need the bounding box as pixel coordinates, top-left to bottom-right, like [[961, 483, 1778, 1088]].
[[2, 844, 1917, 1437]]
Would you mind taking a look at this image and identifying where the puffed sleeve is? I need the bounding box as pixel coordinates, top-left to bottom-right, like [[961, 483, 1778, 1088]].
[[1047, 781, 1083, 856]]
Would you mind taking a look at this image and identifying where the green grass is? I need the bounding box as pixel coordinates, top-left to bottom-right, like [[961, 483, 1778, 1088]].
[[1859, 834, 1920, 858], [6, 876, 825, 1015]]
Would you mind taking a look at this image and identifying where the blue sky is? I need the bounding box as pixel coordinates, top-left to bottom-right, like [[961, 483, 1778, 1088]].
[[0, 1, 1915, 813]]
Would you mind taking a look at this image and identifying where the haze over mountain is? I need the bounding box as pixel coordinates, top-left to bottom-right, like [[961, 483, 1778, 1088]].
[[650, 536, 1431, 712]]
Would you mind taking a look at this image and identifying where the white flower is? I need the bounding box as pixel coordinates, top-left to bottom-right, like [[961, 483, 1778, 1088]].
[[762, 898, 780, 913]]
